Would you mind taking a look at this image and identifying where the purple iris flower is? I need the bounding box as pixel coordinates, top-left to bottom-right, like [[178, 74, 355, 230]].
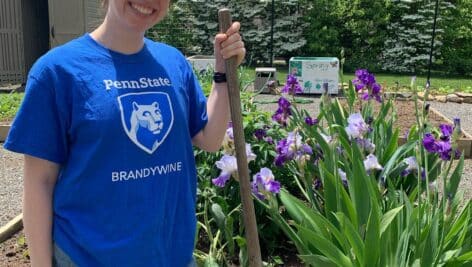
[[352, 69, 382, 102], [274, 131, 312, 166], [353, 69, 375, 90], [251, 168, 281, 200], [320, 133, 333, 143], [281, 74, 303, 95], [401, 156, 418, 177], [356, 138, 376, 153], [305, 116, 318, 126], [226, 126, 234, 140], [272, 97, 292, 127], [313, 178, 322, 191], [422, 133, 437, 153], [274, 154, 286, 167], [212, 144, 256, 187], [338, 168, 348, 187], [439, 124, 453, 140], [345, 113, 369, 139], [436, 140, 452, 160], [404, 156, 417, 171], [372, 83, 381, 94], [264, 136, 274, 144], [422, 130, 459, 161], [278, 96, 291, 109], [401, 169, 411, 177], [254, 128, 267, 141], [212, 173, 231, 187], [364, 154, 383, 172], [212, 155, 237, 187], [454, 118, 461, 128]]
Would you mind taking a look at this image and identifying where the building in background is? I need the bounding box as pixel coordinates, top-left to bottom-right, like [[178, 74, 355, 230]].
[[0, 0, 103, 85]]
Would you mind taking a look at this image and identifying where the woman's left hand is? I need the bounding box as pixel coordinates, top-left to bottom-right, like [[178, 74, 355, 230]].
[[214, 22, 245, 73]]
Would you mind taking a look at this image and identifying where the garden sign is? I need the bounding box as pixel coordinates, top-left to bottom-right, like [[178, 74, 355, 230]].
[[289, 57, 339, 94]]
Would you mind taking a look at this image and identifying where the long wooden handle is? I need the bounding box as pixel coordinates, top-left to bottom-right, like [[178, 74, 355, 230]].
[[218, 9, 262, 267]]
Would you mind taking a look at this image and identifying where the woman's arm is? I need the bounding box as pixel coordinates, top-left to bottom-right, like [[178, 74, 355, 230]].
[[23, 155, 60, 267], [192, 22, 245, 152]]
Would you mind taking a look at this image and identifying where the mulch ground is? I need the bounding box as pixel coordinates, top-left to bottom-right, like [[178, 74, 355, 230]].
[[0, 231, 29, 266]]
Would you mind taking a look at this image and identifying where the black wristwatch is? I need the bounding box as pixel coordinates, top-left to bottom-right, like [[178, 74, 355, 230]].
[[213, 72, 227, 83]]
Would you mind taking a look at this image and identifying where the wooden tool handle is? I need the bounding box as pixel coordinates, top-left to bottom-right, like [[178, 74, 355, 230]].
[[218, 9, 262, 267]]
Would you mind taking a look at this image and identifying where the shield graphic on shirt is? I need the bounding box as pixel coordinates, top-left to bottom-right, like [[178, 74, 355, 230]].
[[117, 92, 174, 154]]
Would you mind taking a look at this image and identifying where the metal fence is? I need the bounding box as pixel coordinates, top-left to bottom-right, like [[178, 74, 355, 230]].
[[0, 0, 24, 84]]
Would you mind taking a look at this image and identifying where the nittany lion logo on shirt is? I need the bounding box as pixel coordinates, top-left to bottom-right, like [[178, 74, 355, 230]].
[[117, 92, 174, 154]]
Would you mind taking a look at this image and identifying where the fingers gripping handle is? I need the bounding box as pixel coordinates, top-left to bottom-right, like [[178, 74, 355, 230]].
[[217, 9, 238, 90]]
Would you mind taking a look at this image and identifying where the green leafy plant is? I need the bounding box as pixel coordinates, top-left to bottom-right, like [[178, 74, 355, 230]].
[[0, 92, 24, 122], [258, 73, 472, 266]]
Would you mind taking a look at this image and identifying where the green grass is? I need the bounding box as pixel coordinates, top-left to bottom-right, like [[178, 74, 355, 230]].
[[343, 73, 472, 93], [0, 68, 469, 122], [241, 66, 472, 94]]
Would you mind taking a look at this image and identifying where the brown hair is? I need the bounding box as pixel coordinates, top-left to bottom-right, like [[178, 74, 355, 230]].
[[102, 0, 108, 8]]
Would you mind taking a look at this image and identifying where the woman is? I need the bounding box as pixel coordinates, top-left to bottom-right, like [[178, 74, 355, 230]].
[[4, 0, 245, 266]]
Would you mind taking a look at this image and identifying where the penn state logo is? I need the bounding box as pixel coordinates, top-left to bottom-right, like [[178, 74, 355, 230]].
[[117, 92, 174, 154]]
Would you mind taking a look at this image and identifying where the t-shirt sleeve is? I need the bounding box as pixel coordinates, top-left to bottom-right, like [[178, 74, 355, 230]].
[[3, 75, 68, 164], [186, 66, 208, 138]]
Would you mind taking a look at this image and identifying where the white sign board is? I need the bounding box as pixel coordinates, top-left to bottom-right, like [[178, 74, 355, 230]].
[[289, 57, 339, 94], [186, 55, 215, 74]]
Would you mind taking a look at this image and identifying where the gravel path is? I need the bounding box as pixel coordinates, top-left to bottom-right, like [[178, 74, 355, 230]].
[[430, 102, 472, 135], [0, 96, 471, 228], [0, 148, 23, 227]]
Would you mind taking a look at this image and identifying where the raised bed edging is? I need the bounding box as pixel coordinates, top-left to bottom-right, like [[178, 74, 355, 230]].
[[0, 214, 22, 244], [0, 124, 10, 142]]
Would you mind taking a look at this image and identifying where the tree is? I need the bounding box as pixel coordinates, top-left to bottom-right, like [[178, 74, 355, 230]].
[[147, 0, 308, 64], [147, 3, 195, 55], [381, 0, 455, 73], [304, 0, 390, 72], [442, 0, 472, 75], [268, 0, 308, 62]]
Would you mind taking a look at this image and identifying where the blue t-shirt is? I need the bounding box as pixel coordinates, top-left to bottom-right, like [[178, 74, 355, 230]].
[[4, 34, 208, 266]]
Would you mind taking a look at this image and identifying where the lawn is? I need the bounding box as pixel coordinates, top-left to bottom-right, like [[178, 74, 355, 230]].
[[1, 68, 471, 121], [242, 66, 472, 93]]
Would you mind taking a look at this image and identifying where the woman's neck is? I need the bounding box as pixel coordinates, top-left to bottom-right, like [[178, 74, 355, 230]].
[[90, 17, 145, 54]]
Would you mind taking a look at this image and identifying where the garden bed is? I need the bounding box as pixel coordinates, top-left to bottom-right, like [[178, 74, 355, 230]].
[[0, 227, 304, 266], [0, 231, 28, 266], [255, 95, 472, 158], [378, 100, 472, 158]]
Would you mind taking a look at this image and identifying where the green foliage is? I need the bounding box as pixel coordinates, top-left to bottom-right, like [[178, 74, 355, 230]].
[[381, 0, 455, 73], [0, 92, 24, 122], [257, 85, 471, 266], [147, 0, 471, 77], [442, 0, 472, 75], [304, 0, 391, 72], [146, 4, 194, 54], [196, 71, 471, 265], [193, 88, 292, 265], [147, 0, 307, 64]]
